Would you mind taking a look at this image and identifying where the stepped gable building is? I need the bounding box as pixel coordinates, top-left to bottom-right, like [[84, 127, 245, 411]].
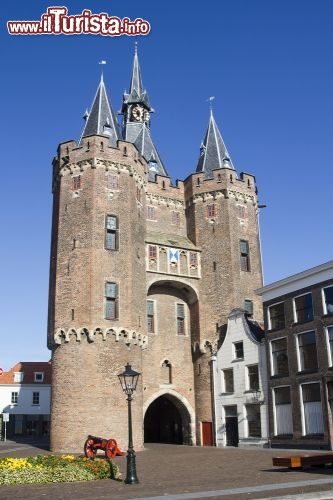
[[48, 46, 264, 453]]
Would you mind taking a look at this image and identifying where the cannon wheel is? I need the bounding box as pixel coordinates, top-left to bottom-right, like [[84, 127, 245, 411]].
[[84, 437, 97, 460], [105, 438, 118, 459]]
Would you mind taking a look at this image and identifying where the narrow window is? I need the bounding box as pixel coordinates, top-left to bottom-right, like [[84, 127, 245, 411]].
[[240, 240, 250, 271], [274, 386, 292, 435], [323, 286, 333, 314], [233, 341, 244, 359], [189, 252, 198, 268], [297, 330, 318, 371], [147, 300, 155, 333], [237, 205, 246, 219], [206, 204, 216, 218], [148, 245, 157, 260], [294, 293, 313, 323], [327, 326, 333, 366], [14, 372, 24, 383], [301, 383, 324, 435], [72, 175, 81, 190], [147, 206, 156, 220], [105, 282, 118, 319], [162, 360, 172, 384], [176, 303, 185, 335], [223, 369, 234, 393], [271, 338, 289, 376], [11, 392, 18, 404], [268, 302, 285, 330], [247, 364, 259, 391], [107, 174, 119, 190], [32, 392, 40, 405], [105, 215, 118, 250]]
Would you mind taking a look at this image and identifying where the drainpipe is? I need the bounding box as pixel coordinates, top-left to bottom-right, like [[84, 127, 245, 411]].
[[211, 354, 218, 447]]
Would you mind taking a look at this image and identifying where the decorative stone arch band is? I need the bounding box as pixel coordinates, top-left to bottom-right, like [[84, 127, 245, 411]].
[[53, 326, 148, 348], [143, 388, 196, 446]]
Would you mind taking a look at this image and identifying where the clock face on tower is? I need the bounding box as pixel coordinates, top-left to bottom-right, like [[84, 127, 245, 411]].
[[131, 105, 149, 122]]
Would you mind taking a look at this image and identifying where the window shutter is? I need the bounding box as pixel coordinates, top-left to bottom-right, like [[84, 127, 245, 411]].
[[106, 232, 116, 250], [147, 301, 154, 315], [177, 303, 185, 318], [240, 240, 249, 254], [105, 282, 117, 298], [106, 216, 117, 230], [105, 300, 115, 319]]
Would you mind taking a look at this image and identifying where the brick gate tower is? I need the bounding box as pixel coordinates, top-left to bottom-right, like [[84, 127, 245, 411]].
[[48, 46, 263, 452]]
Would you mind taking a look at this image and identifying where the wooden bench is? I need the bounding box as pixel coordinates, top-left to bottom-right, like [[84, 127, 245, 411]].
[[273, 453, 333, 469]]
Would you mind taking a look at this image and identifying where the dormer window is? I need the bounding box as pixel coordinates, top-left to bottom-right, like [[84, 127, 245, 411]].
[[14, 372, 24, 383], [34, 372, 44, 383]]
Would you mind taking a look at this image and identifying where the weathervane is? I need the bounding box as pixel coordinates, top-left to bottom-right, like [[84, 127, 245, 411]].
[[98, 60, 107, 79], [207, 96, 215, 112]]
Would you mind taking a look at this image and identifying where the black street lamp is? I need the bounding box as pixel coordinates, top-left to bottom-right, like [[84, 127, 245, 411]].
[[118, 362, 141, 484]]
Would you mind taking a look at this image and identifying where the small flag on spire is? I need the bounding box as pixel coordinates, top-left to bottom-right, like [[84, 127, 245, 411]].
[[99, 60, 107, 65]]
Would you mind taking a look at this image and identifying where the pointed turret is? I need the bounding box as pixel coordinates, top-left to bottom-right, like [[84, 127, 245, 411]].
[[80, 74, 121, 147], [196, 110, 235, 178], [122, 44, 168, 181]]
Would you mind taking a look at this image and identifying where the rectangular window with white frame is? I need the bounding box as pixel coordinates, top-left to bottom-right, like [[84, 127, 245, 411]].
[[270, 337, 289, 376], [233, 341, 244, 360], [293, 293, 313, 323], [11, 392, 18, 405], [176, 303, 185, 335], [323, 285, 333, 315], [34, 372, 44, 383], [273, 386, 293, 435], [222, 368, 234, 393], [268, 302, 285, 330], [300, 382, 324, 435], [32, 392, 40, 405], [326, 325, 333, 366], [297, 330, 318, 371], [247, 364, 259, 391], [14, 372, 24, 383]]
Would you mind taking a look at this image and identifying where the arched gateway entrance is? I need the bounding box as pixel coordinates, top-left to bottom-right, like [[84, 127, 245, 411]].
[[144, 393, 194, 445]]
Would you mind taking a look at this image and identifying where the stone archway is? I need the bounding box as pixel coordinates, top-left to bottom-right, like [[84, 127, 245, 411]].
[[144, 392, 194, 445]]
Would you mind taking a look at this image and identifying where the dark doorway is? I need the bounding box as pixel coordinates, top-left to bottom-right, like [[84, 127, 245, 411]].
[[144, 396, 183, 444], [226, 417, 239, 447]]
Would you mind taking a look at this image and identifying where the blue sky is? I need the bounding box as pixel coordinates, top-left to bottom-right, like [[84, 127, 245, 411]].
[[1, 0, 332, 370]]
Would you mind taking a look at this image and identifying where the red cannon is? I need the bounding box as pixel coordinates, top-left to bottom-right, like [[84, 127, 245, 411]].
[[84, 434, 125, 460]]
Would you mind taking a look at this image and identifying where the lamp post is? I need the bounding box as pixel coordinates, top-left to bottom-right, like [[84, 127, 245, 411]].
[[118, 362, 141, 484]]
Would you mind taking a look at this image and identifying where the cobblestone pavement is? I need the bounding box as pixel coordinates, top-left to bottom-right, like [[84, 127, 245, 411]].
[[1, 440, 333, 499]]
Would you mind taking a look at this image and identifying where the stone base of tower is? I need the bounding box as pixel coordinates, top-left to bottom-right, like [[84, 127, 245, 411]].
[[50, 334, 144, 454]]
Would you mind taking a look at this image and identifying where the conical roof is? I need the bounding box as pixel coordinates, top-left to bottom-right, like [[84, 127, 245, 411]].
[[80, 75, 121, 147], [196, 110, 235, 178]]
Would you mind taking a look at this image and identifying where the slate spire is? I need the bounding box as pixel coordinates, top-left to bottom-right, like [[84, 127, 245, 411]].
[[196, 109, 235, 178], [122, 44, 168, 181], [80, 74, 121, 147]]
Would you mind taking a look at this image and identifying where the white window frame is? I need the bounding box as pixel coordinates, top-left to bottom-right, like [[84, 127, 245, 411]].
[[222, 368, 234, 393], [246, 364, 259, 391], [14, 372, 24, 383], [299, 381, 324, 436], [34, 372, 44, 383], [296, 330, 318, 372], [32, 391, 40, 406], [270, 337, 289, 377], [233, 341, 244, 360], [325, 325, 333, 367], [322, 285, 333, 315], [272, 385, 293, 436], [11, 391, 18, 405], [268, 301, 285, 330], [293, 292, 313, 323]]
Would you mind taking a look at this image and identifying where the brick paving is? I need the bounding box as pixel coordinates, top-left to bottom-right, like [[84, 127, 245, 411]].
[[1, 440, 333, 499]]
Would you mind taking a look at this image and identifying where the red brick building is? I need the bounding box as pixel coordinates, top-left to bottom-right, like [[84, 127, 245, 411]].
[[48, 46, 264, 453], [257, 261, 333, 449]]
